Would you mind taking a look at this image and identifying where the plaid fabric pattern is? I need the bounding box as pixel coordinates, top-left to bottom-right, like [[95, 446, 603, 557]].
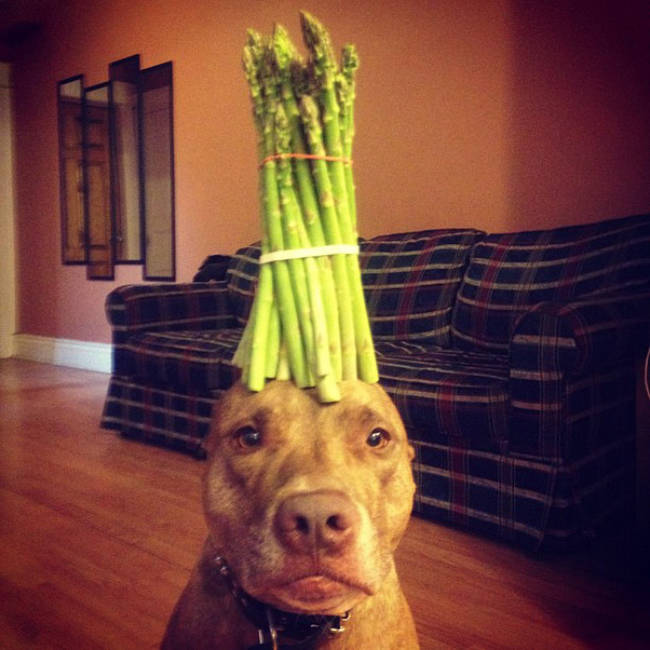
[[452, 213, 650, 352], [359, 229, 484, 346], [100, 215, 649, 550], [374, 341, 510, 453], [127, 328, 242, 392], [226, 244, 261, 326], [509, 297, 644, 461], [106, 282, 235, 376], [101, 376, 223, 458], [411, 431, 634, 550]]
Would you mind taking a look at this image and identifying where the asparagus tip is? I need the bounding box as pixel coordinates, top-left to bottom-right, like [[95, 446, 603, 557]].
[[342, 43, 359, 75], [272, 22, 302, 76], [300, 10, 335, 65]]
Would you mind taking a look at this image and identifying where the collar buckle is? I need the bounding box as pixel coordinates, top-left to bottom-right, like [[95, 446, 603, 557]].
[[328, 611, 350, 635]]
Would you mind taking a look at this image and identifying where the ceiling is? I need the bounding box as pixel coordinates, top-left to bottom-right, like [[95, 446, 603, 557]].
[[0, 0, 58, 56]]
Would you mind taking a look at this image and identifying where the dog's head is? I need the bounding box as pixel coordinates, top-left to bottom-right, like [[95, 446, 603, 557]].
[[202, 380, 415, 616]]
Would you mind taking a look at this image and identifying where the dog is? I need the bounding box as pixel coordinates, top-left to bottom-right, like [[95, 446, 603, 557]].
[[161, 379, 419, 649]]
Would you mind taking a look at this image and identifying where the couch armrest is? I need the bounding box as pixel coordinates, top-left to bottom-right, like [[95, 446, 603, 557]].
[[106, 281, 237, 377], [508, 291, 650, 461], [106, 281, 235, 341], [511, 292, 650, 376]]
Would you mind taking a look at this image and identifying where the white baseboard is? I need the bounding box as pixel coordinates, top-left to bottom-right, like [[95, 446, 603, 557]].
[[12, 334, 112, 374], [0, 334, 14, 359]]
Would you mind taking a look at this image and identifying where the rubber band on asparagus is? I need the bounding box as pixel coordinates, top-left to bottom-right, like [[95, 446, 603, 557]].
[[258, 152, 353, 168]]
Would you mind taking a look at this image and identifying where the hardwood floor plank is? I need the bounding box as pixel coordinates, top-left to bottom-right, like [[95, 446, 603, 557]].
[[1, 359, 648, 649]]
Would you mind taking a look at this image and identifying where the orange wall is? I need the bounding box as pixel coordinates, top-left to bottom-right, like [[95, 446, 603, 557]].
[[12, 0, 650, 344]]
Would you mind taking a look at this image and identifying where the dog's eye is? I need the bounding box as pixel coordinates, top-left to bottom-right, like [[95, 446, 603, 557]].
[[234, 426, 262, 448], [366, 428, 390, 449]]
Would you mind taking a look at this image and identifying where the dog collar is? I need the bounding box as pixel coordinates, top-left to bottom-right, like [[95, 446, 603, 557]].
[[213, 555, 350, 650]]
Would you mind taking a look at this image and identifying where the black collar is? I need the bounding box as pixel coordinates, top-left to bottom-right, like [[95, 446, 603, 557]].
[[213, 555, 350, 650]]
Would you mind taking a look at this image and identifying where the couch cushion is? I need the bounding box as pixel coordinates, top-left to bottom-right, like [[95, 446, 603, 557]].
[[360, 229, 485, 347], [127, 328, 242, 392], [374, 341, 510, 453], [452, 213, 650, 352], [226, 244, 261, 326], [225, 229, 485, 345]]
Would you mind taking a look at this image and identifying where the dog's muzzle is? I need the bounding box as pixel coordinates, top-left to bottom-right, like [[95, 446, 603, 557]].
[[213, 555, 350, 650]]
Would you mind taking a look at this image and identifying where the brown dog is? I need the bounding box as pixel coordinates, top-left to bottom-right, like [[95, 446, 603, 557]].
[[161, 380, 419, 649]]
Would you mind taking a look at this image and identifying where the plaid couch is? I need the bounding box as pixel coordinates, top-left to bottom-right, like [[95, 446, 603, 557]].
[[101, 213, 650, 550]]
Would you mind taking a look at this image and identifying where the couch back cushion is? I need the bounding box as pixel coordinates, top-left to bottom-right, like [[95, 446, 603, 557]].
[[359, 229, 485, 347], [226, 243, 260, 326], [451, 213, 650, 352]]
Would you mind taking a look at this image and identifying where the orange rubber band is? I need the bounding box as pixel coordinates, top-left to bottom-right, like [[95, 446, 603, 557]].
[[258, 152, 353, 169]]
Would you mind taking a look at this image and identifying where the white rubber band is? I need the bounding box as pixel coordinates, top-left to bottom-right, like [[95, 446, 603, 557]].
[[259, 244, 359, 264]]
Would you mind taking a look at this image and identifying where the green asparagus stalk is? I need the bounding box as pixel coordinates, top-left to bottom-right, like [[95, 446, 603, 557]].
[[232, 306, 253, 371], [340, 44, 359, 229], [236, 31, 275, 388], [300, 11, 351, 227], [264, 295, 280, 378], [276, 341, 290, 380], [275, 105, 340, 401], [300, 94, 357, 380], [272, 25, 342, 380], [301, 12, 378, 383], [239, 13, 378, 397], [274, 104, 317, 383], [258, 45, 311, 388], [240, 35, 309, 389]]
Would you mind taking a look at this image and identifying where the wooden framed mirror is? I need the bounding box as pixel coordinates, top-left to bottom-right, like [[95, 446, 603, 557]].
[[57, 56, 175, 281], [141, 61, 175, 281], [109, 55, 142, 264], [58, 75, 86, 264], [83, 81, 114, 280]]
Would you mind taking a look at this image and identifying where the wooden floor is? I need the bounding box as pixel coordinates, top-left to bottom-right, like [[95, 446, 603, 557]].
[[1, 359, 648, 649]]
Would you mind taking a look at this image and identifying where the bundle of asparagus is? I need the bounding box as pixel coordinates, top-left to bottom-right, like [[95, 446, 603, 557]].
[[233, 11, 378, 403]]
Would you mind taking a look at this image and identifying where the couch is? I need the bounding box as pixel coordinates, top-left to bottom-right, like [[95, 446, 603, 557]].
[[101, 213, 650, 550]]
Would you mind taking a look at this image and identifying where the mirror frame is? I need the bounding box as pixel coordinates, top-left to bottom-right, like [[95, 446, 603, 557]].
[[109, 54, 143, 265], [58, 74, 86, 265], [83, 81, 115, 281], [140, 61, 176, 281], [57, 57, 176, 281]]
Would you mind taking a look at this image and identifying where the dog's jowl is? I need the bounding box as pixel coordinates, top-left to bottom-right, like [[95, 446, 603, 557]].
[[162, 380, 420, 649]]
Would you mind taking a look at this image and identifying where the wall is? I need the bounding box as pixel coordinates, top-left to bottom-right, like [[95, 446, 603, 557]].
[[11, 0, 650, 344]]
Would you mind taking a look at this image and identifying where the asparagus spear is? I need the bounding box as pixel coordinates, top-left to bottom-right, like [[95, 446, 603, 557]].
[[258, 43, 311, 388], [300, 11, 351, 227], [301, 12, 378, 383], [339, 44, 359, 229], [237, 31, 275, 389], [274, 102, 317, 384], [300, 94, 357, 380], [262, 300, 279, 378], [272, 24, 342, 379], [242, 34, 309, 389], [275, 102, 340, 401]]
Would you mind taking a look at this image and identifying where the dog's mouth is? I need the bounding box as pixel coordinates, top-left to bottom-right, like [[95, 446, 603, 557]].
[[284, 574, 369, 600], [260, 572, 373, 615]]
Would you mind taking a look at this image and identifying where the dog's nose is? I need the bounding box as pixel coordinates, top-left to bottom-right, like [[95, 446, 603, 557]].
[[274, 490, 360, 555]]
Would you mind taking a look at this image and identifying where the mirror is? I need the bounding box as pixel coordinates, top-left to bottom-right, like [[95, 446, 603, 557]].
[[83, 82, 114, 280], [141, 62, 175, 280], [58, 75, 85, 264], [57, 57, 175, 280], [109, 55, 142, 263]]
